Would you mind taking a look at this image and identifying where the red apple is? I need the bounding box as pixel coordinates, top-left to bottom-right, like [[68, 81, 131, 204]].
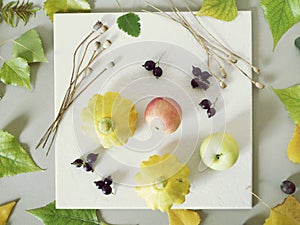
[[144, 97, 182, 134]]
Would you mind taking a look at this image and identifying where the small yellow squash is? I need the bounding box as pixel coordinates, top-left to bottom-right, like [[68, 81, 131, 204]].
[[135, 154, 190, 212], [81, 92, 138, 148]]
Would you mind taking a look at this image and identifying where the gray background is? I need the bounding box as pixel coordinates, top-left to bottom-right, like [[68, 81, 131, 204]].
[[0, 0, 299, 224]]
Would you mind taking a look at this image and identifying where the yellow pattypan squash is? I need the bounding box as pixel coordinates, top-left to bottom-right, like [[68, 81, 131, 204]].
[[135, 154, 190, 212], [81, 92, 138, 148]]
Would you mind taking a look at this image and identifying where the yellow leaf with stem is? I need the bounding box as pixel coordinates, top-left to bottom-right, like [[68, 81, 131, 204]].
[[0, 201, 17, 225], [168, 209, 201, 225], [264, 195, 300, 225], [287, 124, 300, 163]]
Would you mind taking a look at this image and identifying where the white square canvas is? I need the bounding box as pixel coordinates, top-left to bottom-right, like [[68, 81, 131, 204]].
[[54, 11, 252, 209]]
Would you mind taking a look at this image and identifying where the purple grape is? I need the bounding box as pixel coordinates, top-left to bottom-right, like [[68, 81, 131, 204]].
[[94, 180, 105, 189], [199, 99, 211, 109], [104, 176, 113, 185], [192, 66, 202, 76], [71, 159, 84, 168], [153, 67, 163, 78], [207, 108, 216, 118], [143, 60, 155, 71], [83, 162, 94, 172], [102, 185, 112, 195], [86, 153, 99, 163], [281, 180, 296, 194]]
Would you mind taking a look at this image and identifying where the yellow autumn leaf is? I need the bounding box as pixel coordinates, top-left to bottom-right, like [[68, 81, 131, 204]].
[[0, 201, 17, 225], [287, 124, 300, 163], [264, 195, 300, 225], [168, 209, 201, 225]]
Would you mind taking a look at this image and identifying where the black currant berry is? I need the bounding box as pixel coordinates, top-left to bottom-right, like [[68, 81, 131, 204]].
[[199, 99, 211, 109], [86, 153, 99, 164], [71, 159, 84, 168], [153, 67, 163, 78], [207, 108, 216, 118], [104, 176, 113, 185], [143, 60, 156, 71], [102, 185, 112, 195], [83, 162, 94, 172], [280, 180, 296, 194], [94, 180, 105, 189]]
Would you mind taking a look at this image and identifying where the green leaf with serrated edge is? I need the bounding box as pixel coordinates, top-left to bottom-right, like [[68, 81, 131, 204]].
[[196, 0, 238, 21], [0, 57, 31, 90], [0, 130, 42, 179], [117, 12, 141, 37], [13, 29, 48, 63], [43, 0, 91, 21], [260, 0, 300, 49], [27, 201, 100, 225], [272, 84, 300, 125]]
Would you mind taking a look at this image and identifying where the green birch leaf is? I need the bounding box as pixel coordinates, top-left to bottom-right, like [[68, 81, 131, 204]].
[[196, 0, 238, 21], [0, 57, 31, 90], [13, 29, 48, 63], [272, 84, 300, 124], [27, 201, 101, 225], [43, 0, 91, 21], [0, 130, 42, 179], [260, 0, 300, 49], [117, 12, 141, 37]]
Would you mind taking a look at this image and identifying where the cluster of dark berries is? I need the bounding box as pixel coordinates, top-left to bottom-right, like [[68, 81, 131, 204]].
[[280, 180, 296, 194], [94, 176, 114, 195], [71, 153, 99, 172], [191, 66, 211, 91], [199, 98, 217, 118], [143, 58, 163, 78]]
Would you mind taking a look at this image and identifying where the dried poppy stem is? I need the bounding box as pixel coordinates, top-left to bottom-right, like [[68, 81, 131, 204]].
[[144, 0, 264, 89], [36, 21, 113, 155]]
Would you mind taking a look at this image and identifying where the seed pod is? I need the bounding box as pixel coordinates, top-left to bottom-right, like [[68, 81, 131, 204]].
[[220, 67, 227, 78], [253, 67, 260, 75], [103, 40, 112, 49], [219, 81, 227, 89], [255, 82, 265, 89], [93, 21, 103, 31], [95, 41, 101, 50], [100, 25, 109, 34]]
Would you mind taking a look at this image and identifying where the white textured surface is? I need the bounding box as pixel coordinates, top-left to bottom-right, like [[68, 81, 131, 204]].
[[55, 12, 252, 209]]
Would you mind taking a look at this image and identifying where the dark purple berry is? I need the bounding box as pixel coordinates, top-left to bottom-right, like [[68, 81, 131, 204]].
[[94, 180, 105, 189], [192, 66, 202, 76], [83, 162, 94, 172], [102, 185, 112, 195], [199, 99, 211, 109], [104, 176, 113, 185], [207, 108, 216, 118], [71, 159, 84, 168], [191, 78, 200, 88], [143, 60, 155, 71], [153, 67, 163, 78], [86, 153, 99, 163], [200, 71, 211, 80], [281, 180, 296, 194]]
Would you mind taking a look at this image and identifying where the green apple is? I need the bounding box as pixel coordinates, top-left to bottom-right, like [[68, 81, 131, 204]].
[[200, 132, 239, 170]]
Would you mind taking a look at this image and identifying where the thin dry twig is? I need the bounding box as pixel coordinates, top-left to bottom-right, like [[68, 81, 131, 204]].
[[144, 0, 264, 89], [36, 21, 115, 155]]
